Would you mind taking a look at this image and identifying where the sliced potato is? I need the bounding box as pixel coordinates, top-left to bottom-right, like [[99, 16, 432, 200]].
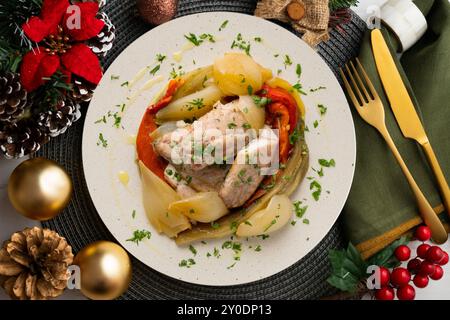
[[237, 95, 265, 130], [156, 85, 224, 122], [138, 161, 191, 237], [168, 192, 229, 223], [213, 52, 263, 96], [266, 77, 306, 119], [172, 66, 214, 101], [236, 194, 292, 237]]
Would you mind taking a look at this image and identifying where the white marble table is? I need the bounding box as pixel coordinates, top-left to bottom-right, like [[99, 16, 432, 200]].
[[1, 0, 449, 300]]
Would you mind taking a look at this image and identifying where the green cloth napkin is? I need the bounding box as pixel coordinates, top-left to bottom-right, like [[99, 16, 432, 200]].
[[342, 0, 450, 257]]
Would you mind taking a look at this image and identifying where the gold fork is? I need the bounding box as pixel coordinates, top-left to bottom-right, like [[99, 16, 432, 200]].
[[340, 58, 448, 244]]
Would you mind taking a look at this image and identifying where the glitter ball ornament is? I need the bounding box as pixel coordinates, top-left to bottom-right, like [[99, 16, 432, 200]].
[[137, 0, 178, 25]]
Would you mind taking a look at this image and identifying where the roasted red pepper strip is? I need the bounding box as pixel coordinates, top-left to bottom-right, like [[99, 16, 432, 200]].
[[268, 102, 291, 164], [147, 78, 183, 114], [261, 85, 298, 134], [136, 110, 167, 180]]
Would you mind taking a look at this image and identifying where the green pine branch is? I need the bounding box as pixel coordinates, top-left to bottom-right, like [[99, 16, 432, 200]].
[[329, 0, 359, 12]]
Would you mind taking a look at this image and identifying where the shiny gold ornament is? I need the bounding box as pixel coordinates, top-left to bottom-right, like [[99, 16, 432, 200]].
[[7, 158, 72, 221], [74, 241, 132, 300]]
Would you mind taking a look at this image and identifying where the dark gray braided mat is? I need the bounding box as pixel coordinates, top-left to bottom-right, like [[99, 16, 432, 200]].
[[36, 0, 366, 299]]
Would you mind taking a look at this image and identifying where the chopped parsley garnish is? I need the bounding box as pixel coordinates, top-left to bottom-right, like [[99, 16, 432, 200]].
[[289, 128, 300, 145], [156, 53, 166, 63], [166, 168, 173, 176], [247, 85, 253, 95], [264, 219, 277, 232], [230, 221, 238, 233], [132, 210, 136, 219], [184, 33, 215, 46], [222, 241, 232, 249], [254, 37, 262, 42], [228, 122, 237, 129], [126, 229, 151, 245], [185, 175, 192, 184], [244, 220, 253, 226], [179, 258, 196, 268], [293, 201, 308, 218], [318, 104, 327, 116], [206, 252, 211, 258], [257, 234, 270, 240], [284, 55, 292, 68], [318, 158, 336, 167], [219, 20, 229, 31], [252, 96, 271, 108], [211, 221, 220, 229], [95, 115, 107, 124], [231, 33, 251, 55], [149, 64, 160, 76], [310, 86, 326, 92], [189, 245, 197, 256], [254, 245, 262, 252], [303, 219, 310, 225], [213, 247, 220, 258], [274, 53, 280, 58], [227, 262, 236, 269], [292, 83, 307, 95], [242, 123, 252, 129], [315, 167, 324, 177], [120, 81, 129, 87], [97, 133, 108, 148], [310, 180, 322, 201], [313, 120, 319, 128], [291, 220, 297, 226], [113, 112, 122, 128], [111, 74, 120, 80], [202, 76, 208, 88], [188, 98, 205, 109], [296, 63, 302, 78]]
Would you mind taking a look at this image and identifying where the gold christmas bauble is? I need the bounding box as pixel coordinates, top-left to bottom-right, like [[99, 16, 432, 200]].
[[74, 241, 132, 300], [8, 158, 72, 221]]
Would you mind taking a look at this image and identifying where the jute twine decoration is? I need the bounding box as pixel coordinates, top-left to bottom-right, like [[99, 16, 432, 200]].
[[255, 0, 330, 47]]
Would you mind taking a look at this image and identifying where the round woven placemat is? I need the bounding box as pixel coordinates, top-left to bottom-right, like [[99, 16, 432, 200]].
[[35, 0, 366, 299]]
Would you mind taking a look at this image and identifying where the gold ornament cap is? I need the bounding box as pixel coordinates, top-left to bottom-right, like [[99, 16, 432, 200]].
[[8, 158, 72, 221], [74, 241, 132, 300]]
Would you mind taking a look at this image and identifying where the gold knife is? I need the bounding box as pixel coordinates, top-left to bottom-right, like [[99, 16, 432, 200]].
[[371, 29, 450, 216]]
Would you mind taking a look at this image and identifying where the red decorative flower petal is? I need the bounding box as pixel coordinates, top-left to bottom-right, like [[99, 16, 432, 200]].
[[40, 0, 70, 27], [64, 2, 104, 41], [22, 17, 51, 42], [61, 44, 102, 84], [20, 47, 60, 91]]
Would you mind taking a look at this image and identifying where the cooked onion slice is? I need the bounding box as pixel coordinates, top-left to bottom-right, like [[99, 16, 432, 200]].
[[168, 192, 229, 223], [236, 194, 292, 237]]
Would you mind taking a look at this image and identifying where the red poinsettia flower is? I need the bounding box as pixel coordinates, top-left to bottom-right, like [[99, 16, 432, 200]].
[[20, 0, 105, 91]]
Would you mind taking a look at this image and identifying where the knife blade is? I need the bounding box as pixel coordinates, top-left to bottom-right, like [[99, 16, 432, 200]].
[[371, 28, 450, 214]]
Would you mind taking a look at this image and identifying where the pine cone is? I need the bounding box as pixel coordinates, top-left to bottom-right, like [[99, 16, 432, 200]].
[[69, 76, 96, 102], [89, 11, 116, 57], [0, 227, 74, 300], [0, 120, 48, 159], [38, 99, 81, 138], [0, 72, 30, 123]]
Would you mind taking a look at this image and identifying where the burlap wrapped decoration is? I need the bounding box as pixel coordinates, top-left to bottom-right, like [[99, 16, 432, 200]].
[[255, 0, 330, 47]]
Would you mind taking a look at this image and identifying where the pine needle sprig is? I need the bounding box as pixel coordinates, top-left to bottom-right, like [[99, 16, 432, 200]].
[[329, 0, 359, 12]]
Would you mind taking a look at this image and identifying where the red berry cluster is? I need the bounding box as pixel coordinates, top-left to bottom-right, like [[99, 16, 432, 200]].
[[375, 226, 448, 300]]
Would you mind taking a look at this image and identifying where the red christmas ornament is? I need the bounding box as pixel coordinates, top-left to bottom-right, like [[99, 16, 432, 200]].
[[375, 287, 395, 300], [412, 274, 429, 288], [414, 226, 431, 242], [394, 245, 411, 261], [438, 252, 449, 266], [20, 0, 104, 91], [397, 285, 415, 300], [390, 267, 411, 287], [430, 265, 444, 280], [379, 267, 390, 287], [419, 261, 436, 276], [407, 258, 422, 274], [426, 246, 444, 263], [417, 243, 431, 259]]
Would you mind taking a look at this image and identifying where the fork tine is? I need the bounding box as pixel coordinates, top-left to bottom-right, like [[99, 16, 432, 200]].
[[344, 64, 366, 105], [339, 68, 362, 110], [355, 58, 379, 100], [349, 60, 370, 101]]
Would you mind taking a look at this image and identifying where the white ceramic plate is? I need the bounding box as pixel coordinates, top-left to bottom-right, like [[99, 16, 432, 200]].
[[82, 12, 356, 286]]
